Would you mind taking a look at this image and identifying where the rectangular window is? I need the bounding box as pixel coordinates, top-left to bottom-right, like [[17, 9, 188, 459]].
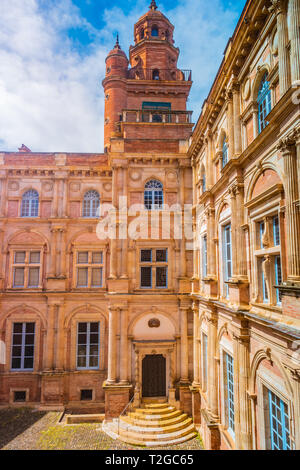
[[268, 390, 291, 450], [140, 248, 168, 289], [76, 251, 103, 288], [202, 235, 207, 278], [275, 255, 282, 305], [77, 322, 100, 369], [223, 224, 232, 298], [13, 251, 40, 288], [273, 216, 280, 246], [224, 352, 235, 434], [11, 322, 35, 371], [202, 333, 208, 391]]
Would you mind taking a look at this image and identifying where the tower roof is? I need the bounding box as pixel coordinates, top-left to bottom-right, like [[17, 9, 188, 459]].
[[106, 34, 128, 61], [149, 0, 158, 10]]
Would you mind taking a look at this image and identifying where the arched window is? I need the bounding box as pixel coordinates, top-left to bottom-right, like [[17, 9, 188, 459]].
[[21, 190, 39, 217], [222, 138, 228, 168], [144, 180, 163, 210], [82, 190, 100, 218], [152, 69, 160, 80], [257, 72, 271, 133], [140, 28, 144, 40], [151, 26, 159, 37]]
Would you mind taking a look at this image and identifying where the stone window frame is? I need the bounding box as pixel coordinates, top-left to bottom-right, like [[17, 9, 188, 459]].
[[3, 313, 43, 373], [76, 321, 101, 371], [219, 336, 236, 444], [218, 207, 232, 300], [9, 388, 30, 404], [20, 189, 40, 218], [246, 182, 285, 309], [256, 368, 295, 450], [7, 245, 46, 291], [71, 244, 107, 291], [69, 312, 106, 372], [134, 241, 174, 292]]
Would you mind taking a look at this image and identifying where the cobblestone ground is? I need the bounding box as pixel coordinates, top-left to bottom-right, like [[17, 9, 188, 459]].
[[0, 408, 204, 450]]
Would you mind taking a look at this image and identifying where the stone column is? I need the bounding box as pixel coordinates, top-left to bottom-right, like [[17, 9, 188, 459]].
[[119, 307, 128, 384], [236, 185, 248, 279], [120, 166, 128, 278], [229, 186, 238, 278], [272, 0, 291, 96], [234, 333, 252, 450], [0, 176, 7, 217], [289, 0, 300, 84], [232, 82, 242, 157], [179, 166, 187, 278], [252, 103, 259, 140], [207, 207, 216, 277], [295, 129, 300, 201], [289, 369, 300, 449], [107, 306, 117, 384], [278, 137, 300, 281], [45, 303, 56, 370], [226, 91, 234, 161], [180, 306, 189, 383], [207, 313, 218, 418], [49, 228, 58, 277], [56, 303, 65, 371], [193, 303, 200, 385]]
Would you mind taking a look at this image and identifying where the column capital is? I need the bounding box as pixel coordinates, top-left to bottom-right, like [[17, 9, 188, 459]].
[[270, 0, 287, 15], [277, 135, 296, 154]]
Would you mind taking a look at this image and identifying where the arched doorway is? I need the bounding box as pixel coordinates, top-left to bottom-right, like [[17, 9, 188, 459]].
[[142, 354, 166, 397]]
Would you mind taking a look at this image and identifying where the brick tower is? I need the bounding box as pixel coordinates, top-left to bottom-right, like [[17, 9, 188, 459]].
[[102, 0, 193, 153]]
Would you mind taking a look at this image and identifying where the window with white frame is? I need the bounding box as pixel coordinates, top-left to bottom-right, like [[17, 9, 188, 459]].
[[222, 224, 232, 298], [256, 214, 282, 306], [202, 332, 208, 391], [12, 251, 41, 288], [267, 389, 292, 450], [11, 322, 35, 371], [223, 352, 235, 435], [202, 235, 208, 278], [144, 180, 163, 210], [21, 190, 39, 217], [77, 322, 100, 369], [76, 251, 103, 288], [140, 248, 168, 289], [82, 190, 100, 218]]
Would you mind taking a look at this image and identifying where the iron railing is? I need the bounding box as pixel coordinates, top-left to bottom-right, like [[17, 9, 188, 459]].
[[127, 68, 192, 82], [117, 395, 135, 437]]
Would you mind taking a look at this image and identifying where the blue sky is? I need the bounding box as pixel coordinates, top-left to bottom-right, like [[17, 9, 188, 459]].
[[0, 0, 246, 152]]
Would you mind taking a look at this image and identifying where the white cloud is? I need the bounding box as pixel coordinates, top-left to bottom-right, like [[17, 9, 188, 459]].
[[0, 0, 242, 152]]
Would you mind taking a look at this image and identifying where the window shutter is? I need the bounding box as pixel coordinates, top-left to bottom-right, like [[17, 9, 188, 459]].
[[28, 267, 39, 287], [77, 268, 88, 287]]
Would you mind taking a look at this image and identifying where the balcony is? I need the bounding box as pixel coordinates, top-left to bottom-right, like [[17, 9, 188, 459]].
[[127, 68, 192, 82], [121, 109, 193, 124]]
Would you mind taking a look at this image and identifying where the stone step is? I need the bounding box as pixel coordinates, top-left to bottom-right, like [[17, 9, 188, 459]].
[[128, 409, 182, 421], [119, 416, 193, 434], [134, 405, 175, 415], [144, 432, 198, 448], [144, 403, 171, 409], [118, 423, 196, 443], [121, 412, 189, 428]]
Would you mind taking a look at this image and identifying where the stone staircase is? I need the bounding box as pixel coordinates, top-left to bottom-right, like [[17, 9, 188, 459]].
[[102, 402, 197, 447]]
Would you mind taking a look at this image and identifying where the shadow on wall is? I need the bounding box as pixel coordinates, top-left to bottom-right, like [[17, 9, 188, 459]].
[[0, 408, 47, 449]]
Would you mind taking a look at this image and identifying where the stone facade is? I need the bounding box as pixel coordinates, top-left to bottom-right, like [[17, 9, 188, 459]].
[[0, 0, 299, 451], [190, 0, 300, 450]]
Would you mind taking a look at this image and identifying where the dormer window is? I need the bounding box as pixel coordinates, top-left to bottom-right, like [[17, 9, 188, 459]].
[[151, 26, 159, 37]]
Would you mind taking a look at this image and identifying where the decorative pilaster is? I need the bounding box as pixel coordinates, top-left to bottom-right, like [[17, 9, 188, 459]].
[[278, 137, 300, 281], [232, 82, 242, 157], [119, 307, 128, 384], [229, 185, 238, 278], [192, 303, 200, 385], [0, 176, 7, 218], [180, 305, 189, 383], [107, 306, 118, 384], [45, 303, 56, 370], [226, 91, 234, 161], [233, 332, 252, 450], [207, 313, 218, 419], [289, 0, 300, 84], [271, 0, 291, 96]]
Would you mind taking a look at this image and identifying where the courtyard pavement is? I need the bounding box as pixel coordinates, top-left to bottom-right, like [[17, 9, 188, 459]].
[[0, 408, 204, 450]]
